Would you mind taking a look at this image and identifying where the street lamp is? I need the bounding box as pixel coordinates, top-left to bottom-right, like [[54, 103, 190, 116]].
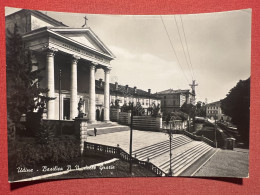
[[59, 65, 62, 134], [214, 115, 218, 148], [167, 129, 173, 176], [129, 102, 134, 173]]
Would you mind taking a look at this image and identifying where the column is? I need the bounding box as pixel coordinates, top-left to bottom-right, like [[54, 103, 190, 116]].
[[46, 48, 57, 119], [104, 67, 111, 122], [70, 55, 80, 119], [89, 62, 96, 123]]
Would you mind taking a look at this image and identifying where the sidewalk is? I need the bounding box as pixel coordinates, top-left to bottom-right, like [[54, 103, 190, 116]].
[[194, 148, 249, 178]]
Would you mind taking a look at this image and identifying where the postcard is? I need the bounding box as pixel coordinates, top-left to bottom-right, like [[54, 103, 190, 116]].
[[5, 7, 251, 182]]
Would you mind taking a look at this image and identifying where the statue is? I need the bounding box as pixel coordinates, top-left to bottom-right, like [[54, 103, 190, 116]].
[[77, 98, 85, 118]]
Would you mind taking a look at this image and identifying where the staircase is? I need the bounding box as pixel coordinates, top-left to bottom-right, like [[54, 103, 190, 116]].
[[133, 135, 192, 161], [158, 141, 213, 176], [87, 122, 130, 136], [132, 134, 214, 176]]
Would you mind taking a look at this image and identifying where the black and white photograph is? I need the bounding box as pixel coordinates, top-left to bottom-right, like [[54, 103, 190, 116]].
[[5, 7, 251, 182]]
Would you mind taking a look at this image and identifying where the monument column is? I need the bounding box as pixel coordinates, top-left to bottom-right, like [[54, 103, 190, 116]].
[[104, 67, 111, 122], [70, 55, 80, 119], [46, 48, 57, 119], [89, 62, 97, 123]]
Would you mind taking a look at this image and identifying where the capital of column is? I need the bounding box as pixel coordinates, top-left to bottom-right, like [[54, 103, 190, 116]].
[[104, 66, 112, 74], [90, 62, 98, 71], [72, 55, 81, 64], [43, 45, 58, 57]]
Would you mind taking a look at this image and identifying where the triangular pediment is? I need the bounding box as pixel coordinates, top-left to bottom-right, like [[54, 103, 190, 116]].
[[50, 28, 115, 58]]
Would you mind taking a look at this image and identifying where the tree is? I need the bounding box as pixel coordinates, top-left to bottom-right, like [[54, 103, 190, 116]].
[[6, 24, 50, 136], [181, 103, 196, 118], [195, 101, 206, 117], [221, 78, 250, 147]]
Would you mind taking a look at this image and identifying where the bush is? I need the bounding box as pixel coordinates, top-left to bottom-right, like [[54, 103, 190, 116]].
[[16, 135, 80, 167]]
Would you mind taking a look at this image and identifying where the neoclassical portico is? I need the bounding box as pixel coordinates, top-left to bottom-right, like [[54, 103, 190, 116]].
[[23, 25, 115, 122]]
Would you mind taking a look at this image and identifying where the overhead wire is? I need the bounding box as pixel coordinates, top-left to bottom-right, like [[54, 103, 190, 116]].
[[174, 15, 194, 80], [160, 15, 190, 85], [180, 15, 196, 80]]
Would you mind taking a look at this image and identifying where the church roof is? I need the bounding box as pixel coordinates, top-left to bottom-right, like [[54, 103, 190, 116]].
[[6, 9, 68, 27], [49, 27, 116, 58], [22, 26, 115, 61]]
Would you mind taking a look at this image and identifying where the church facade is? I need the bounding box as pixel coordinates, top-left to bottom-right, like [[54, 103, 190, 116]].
[[6, 9, 115, 123], [6, 9, 161, 122]]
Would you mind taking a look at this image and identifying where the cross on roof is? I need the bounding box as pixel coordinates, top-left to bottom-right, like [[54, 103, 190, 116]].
[[82, 16, 88, 28], [189, 80, 198, 95]]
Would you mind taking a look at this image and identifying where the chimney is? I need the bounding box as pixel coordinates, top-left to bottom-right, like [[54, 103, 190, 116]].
[[115, 82, 118, 90], [148, 89, 151, 95], [99, 78, 103, 87], [125, 85, 129, 92]]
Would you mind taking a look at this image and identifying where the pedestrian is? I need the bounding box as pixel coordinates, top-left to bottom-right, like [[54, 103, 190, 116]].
[[94, 127, 97, 136]]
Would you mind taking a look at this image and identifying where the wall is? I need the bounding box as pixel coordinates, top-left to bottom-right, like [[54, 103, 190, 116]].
[[31, 15, 54, 30], [118, 112, 131, 125], [5, 11, 29, 35], [132, 116, 162, 131], [162, 120, 187, 130]]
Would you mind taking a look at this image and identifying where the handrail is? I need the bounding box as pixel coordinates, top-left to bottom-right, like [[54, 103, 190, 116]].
[[84, 142, 166, 176], [162, 125, 215, 147]]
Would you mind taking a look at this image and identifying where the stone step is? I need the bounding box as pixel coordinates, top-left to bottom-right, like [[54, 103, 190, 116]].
[[137, 138, 192, 161], [158, 142, 213, 175], [87, 126, 130, 136], [133, 136, 191, 157], [134, 136, 192, 160], [87, 122, 118, 129], [159, 142, 205, 169], [173, 145, 212, 176]]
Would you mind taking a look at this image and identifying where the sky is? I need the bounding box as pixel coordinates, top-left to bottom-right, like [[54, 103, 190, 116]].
[[5, 7, 251, 103]]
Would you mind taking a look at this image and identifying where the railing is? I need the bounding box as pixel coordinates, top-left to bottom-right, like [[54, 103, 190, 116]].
[[84, 142, 166, 176], [162, 122, 215, 147], [181, 129, 215, 147]]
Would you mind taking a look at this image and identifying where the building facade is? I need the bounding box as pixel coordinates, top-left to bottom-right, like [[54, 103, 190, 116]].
[[157, 89, 195, 113], [206, 101, 223, 120], [6, 9, 115, 123], [95, 80, 161, 119]]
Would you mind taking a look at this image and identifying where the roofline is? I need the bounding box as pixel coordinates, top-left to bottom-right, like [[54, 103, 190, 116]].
[[157, 89, 193, 95], [22, 27, 115, 60], [6, 9, 68, 27], [49, 27, 116, 58], [206, 101, 221, 105]]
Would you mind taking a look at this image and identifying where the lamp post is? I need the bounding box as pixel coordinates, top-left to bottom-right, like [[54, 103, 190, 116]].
[[167, 129, 173, 176], [129, 102, 134, 173], [59, 65, 62, 134], [214, 115, 218, 148]]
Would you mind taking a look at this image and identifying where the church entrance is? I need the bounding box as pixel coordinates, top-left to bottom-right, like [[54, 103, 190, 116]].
[[96, 109, 100, 121], [63, 98, 70, 120]]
